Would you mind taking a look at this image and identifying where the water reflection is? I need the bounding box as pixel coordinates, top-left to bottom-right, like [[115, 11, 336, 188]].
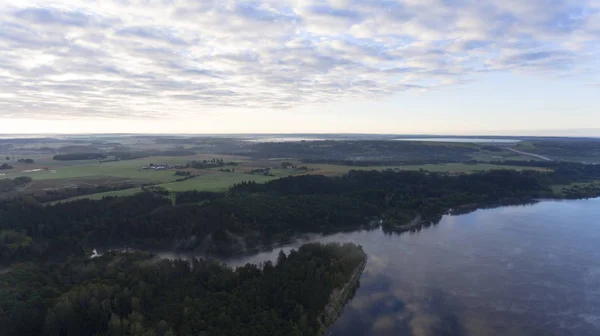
[[327, 198, 600, 336], [118, 198, 600, 335], [202, 198, 600, 335]]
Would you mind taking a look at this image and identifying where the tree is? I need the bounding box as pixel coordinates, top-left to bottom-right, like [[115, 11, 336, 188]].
[[277, 250, 287, 265], [109, 314, 125, 336]]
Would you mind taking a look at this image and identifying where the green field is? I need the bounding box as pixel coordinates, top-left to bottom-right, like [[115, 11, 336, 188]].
[[158, 172, 276, 192], [54, 172, 277, 202], [0, 156, 225, 183], [53, 187, 144, 203], [19, 157, 549, 203], [308, 163, 549, 175]]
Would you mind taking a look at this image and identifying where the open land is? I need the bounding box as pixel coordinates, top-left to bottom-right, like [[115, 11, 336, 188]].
[[0, 135, 597, 202]]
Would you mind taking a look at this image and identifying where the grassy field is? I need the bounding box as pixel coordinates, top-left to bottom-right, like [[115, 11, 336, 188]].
[[54, 172, 277, 202], [15, 156, 550, 203], [53, 187, 144, 203], [0, 155, 247, 183], [307, 163, 550, 176], [158, 172, 276, 192], [469, 152, 540, 162]]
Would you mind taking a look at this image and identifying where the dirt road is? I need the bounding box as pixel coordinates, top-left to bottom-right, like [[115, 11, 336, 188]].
[[507, 148, 553, 161]]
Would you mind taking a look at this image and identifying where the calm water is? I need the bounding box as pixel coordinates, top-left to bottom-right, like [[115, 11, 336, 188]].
[[393, 138, 520, 143], [222, 198, 600, 336], [243, 137, 328, 142]]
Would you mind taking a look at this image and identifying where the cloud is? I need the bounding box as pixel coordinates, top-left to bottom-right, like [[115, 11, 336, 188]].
[[13, 7, 93, 27], [116, 26, 189, 45], [0, 0, 598, 119]]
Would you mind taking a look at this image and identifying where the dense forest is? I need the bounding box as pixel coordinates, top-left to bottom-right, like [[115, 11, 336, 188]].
[[53, 153, 107, 161], [2, 161, 600, 335], [106, 149, 197, 160], [3, 164, 600, 266], [236, 140, 477, 164], [0, 243, 366, 336], [52, 149, 198, 161]]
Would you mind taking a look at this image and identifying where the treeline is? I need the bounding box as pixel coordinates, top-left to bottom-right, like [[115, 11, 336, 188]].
[[231, 170, 545, 199], [0, 176, 31, 193], [0, 192, 169, 265], [231, 170, 547, 220], [303, 158, 461, 166], [0, 243, 366, 336], [0, 169, 543, 265], [484, 160, 600, 184], [107, 149, 196, 160], [183, 158, 238, 169], [2, 166, 600, 267], [0, 191, 375, 264], [0, 163, 13, 170], [53, 149, 197, 161], [53, 153, 106, 161]]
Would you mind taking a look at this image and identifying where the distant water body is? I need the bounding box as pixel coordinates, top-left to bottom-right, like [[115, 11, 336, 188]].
[[0, 134, 54, 139], [393, 138, 521, 143], [243, 137, 328, 142], [221, 198, 600, 336]]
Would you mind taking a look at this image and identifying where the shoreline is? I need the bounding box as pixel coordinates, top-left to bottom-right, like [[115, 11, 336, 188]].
[[319, 257, 367, 334]]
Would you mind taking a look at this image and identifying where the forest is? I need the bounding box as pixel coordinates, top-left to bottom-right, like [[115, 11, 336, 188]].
[[52, 149, 198, 162], [235, 140, 477, 164], [3, 164, 600, 266], [2, 164, 600, 336], [0, 243, 366, 336], [53, 153, 107, 161]]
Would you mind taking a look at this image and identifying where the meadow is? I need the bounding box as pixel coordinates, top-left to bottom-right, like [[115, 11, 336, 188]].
[[48, 161, 551, 202], [0, 137, 556, 203], [159, 172, 276, 192]]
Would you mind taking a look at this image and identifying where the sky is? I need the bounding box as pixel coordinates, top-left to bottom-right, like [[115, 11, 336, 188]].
[[0, 0, 599, 135]]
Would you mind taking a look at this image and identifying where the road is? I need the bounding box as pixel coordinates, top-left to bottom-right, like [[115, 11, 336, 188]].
[[506, 148, 553, 161]]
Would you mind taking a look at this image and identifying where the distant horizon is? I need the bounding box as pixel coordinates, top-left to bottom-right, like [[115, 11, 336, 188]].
[[1, 131, 599, 138]]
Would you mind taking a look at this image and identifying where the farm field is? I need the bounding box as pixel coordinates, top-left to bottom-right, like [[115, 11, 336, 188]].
[[3, 135, 580, 204], [25, 160, 552, 203], [55, 172, 277, 202], [0, 155, 250, 182], [53, 187, 143, 203], [158, 172, 276, 192]]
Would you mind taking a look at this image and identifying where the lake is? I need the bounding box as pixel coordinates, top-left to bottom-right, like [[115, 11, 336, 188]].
[[243, 137, 328, 142], [393, 138, 521, 143], [220, 198, 600, 336]]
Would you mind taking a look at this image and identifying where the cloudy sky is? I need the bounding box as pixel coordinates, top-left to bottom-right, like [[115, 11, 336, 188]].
[[0, 0, 599, 135]]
